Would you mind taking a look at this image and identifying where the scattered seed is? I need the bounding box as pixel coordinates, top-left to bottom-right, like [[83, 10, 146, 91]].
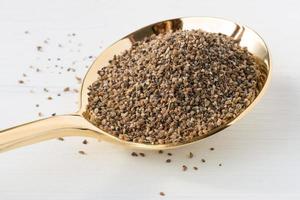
[[35, 104, 39, 107], [167, 153, 172, 156], [182, 165, 188, 171], [57, 137, 64, 141], [78, 150, 86, 155], [51, 113, 56, 116], [139, 152, 145, 157], [131, 152, 138, 157], [219, 163, 222, 166], [193, 166, 198, 170], [37, 46, 42, 51], [189, 152, 193, 158], [159, 192, 165, 196], [201, 159, 206, 163], [166, 159, 171, 163], [47, 96, 53, 100], [38, 112, 43, 117], [210, 147, 215, 151], [158, 150, 164, 154], [64, 87, 70, 92], [82, 139, 88, 145], [75, 76, 82, 83], [18, 80, 24, 84]]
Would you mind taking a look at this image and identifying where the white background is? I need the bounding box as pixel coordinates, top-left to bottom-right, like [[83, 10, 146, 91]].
[[0, 0, 299, 199]]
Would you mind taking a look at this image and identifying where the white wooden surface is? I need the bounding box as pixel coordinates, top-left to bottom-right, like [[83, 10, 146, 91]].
[[0, 0, 299, 199]]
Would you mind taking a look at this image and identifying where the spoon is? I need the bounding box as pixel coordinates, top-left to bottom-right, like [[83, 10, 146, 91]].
[[0, 17, 271, 153]]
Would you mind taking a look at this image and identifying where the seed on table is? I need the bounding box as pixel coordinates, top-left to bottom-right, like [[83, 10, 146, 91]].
[[75, 76, 82, 83], [201, 159, 206, 163], [82, 139, 88, 145], [57, 137, 64, 141], [131, 152, 138, 157], [139, 152, 145, 157], [158, 150, 164, 154], [189, 152, 193, 158], [210, 147, 215, 151], [193, 166, 198, 170], [166, 159, 171, 163], [182, 165, 188, 171], [78, 150, 86, 155], [159, 192, 165, 196], [36, 46, 42, 51], [64, 87, 70, 92], [18, 80, 24, 84], [167, 153, 172, 156]]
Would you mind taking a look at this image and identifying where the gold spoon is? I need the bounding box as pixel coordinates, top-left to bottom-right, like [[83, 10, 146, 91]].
[[0, 17, 271, 153]]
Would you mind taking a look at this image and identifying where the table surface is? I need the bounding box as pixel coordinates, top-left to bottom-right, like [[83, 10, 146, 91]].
[[0, 0, 299, 199]]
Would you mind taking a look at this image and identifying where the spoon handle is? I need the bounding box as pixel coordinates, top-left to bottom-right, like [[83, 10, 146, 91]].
[[0, 114, 99, 153]]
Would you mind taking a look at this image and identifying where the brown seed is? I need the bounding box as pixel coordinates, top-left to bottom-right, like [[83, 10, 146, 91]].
[[219, 163, 222, 166], [57, 137, 64, 141], [73, 89, 79, 93], [159, 192, 165, 196], [131, 152, 138, 157], [158, 150, 164, 154], [82, 139, 88, 145], [193, 166, 198, 170], [139, 152, 145, 157], [18, 80, 24, 84], [47, 96, 53, 100], [210, 147, 215, 151], [78, 150, 86, 155], [64, 87, 70, 92], [84, 29, 263, 145], [38, 112, 43, 117], [37, 46, 42, 51], [51, 113, 56, 116], [166, 159, 171, 163], [189, 152, 193, 158], [201, 159, 206, 163], [75, 76, 82, 83], [167, 153, 172, 156], [182, 165, 188, 171]]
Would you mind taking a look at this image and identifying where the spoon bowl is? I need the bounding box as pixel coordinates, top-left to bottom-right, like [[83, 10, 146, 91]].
[[0, 17, 271, 152]]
